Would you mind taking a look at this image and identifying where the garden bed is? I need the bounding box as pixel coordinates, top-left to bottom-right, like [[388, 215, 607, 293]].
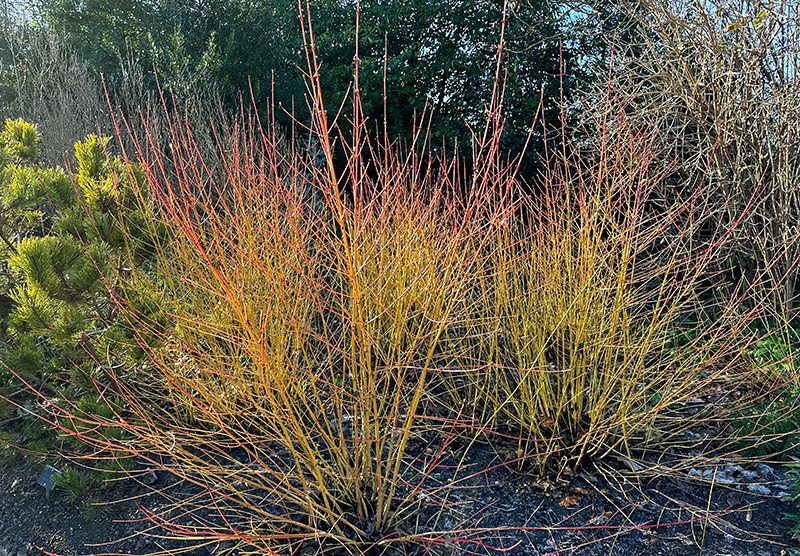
[[0, 432, 796, 556]]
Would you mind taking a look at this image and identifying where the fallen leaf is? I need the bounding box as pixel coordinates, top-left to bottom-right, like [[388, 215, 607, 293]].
[[559, 494, 583, 507]]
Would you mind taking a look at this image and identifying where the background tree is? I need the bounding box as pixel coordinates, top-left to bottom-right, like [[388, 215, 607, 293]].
[[35, 0, 305, 121], [30, 0, 592, 179], [307, 0, 584, 175], [0, 18, 110, 166], [33, 0, 156, 82]]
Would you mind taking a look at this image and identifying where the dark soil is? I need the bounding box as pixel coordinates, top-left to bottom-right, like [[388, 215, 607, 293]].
[[0, 457, 203, 556], [0, 439, 797, 556]]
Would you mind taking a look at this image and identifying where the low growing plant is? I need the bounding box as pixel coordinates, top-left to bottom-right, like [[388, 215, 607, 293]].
[[79, 495, 111, 521], [733, 321, 800, 456], [53, 463, 95, 503], [0, 118, 164, 428]]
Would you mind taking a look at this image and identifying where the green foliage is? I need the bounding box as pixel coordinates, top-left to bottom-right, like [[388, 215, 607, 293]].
[[7, 285, 68, 341], [66, 360, 102, 392], [734, 393, 800, 457], [13, 399, 57, 462], [34, 0, 588, 173], [0, 124, 153, 358], [32, 0, 157, 87], [750, 326, 800, 376], [0, 431, 21, 467], [733, 326, 800, 456], [22, 439, 51, 463], [91, 456, 131, 484], [35, 0, 304, 114], [305, 0, 576, 170], [74, 135, 132, 213], [0, 119, 40, 161], [0, 120, 163, 480], [0, 335, 56, 384], [9, 235, 106, 297], [0, 120, 58, 265], [76, 394, 118, 420], [79, 496, 110, 520], [53, 463, 95, 503], [52, 394, 127, 450]]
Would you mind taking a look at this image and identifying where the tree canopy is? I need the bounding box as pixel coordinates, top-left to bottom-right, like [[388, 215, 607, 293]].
[[30, 0, 594, 173]]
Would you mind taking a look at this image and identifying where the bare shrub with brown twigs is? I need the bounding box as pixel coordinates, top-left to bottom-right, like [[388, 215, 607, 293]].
[[0, 16, 237, 176], [0, 22, 109, 166], [585, 0, 800, 317]]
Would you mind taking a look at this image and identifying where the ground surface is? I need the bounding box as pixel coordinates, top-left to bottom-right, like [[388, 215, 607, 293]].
[[0, 439, 797, 556]]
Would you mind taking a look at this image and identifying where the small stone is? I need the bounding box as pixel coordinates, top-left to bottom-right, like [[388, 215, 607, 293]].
[[735, 468, 760, 482], [628, 459, 644, 472], [752, 463, 774, 477], [716, 465, 746, 483], [141, 470, 158, 485], [587, 514, 609, 526], [688, 468, 702, 478], [746, 483, 771, 495]]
